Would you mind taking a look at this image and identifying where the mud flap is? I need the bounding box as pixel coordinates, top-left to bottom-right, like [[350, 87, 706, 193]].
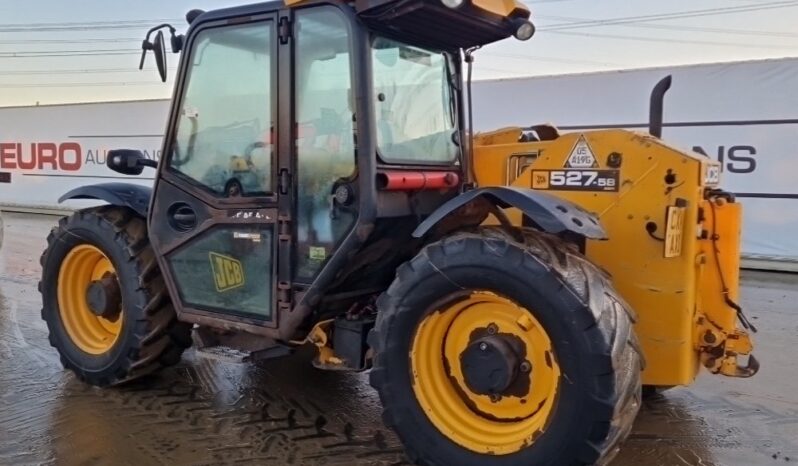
[[59, 183, 152, 217], [412, 186, 606, 239]]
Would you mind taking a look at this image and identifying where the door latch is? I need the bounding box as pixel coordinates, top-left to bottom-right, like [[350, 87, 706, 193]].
[[278, 169, 291, 195]]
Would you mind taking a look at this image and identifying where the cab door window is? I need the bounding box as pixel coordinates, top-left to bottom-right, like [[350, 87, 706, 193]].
[[294, 8, 357, 280], [169, 22, 274, 198]]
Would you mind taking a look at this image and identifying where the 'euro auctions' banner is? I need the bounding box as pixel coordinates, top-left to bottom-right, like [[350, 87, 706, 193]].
[[473, 58, 798, 263], [0, 99, 168, 211]]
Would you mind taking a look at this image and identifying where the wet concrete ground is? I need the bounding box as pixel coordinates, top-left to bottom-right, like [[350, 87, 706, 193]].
[[0, 211, 796, 466]]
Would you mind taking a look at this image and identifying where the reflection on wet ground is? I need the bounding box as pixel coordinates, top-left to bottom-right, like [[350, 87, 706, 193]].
[[0, 212, 796, 465]]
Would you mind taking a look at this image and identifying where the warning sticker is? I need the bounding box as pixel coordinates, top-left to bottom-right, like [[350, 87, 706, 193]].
[[565, 135, 598, 169], [309, 246, 327, 261]]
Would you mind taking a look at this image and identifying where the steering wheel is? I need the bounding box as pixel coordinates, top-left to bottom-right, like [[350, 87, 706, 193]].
[[243, 141, 267, 159]]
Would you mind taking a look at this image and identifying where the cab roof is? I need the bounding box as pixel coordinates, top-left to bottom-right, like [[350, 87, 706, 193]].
[[189, 0, 531, 50]]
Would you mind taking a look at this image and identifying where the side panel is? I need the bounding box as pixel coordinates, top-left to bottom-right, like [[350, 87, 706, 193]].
[[476, 130, 710, 386]]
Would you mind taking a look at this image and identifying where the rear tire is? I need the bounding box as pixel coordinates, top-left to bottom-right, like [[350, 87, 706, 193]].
[[370, 228, 642, 466], [39, 206, 192, 387]]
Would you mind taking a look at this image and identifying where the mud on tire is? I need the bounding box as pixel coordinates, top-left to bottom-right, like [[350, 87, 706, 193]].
[[40, 206, 192, 386], [369, 228, 642, 466]]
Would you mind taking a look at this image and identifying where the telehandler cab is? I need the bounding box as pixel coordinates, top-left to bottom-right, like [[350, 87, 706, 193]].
[[40, 1, 757, 464]]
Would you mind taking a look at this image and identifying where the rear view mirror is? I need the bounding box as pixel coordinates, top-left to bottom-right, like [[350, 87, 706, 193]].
[[153, 31, 168, 82], [107, 150, 157, 176], [139, 25, 178, 82]]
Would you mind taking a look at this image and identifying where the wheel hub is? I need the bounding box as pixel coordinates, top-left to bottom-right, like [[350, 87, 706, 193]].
[[410, 291, 561, 455], [85, 273, 122, 319], [460, 335, 522, 396], [57, 244, 124, 355]]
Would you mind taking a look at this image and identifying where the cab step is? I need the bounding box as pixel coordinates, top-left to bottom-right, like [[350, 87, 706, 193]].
[[192, 327, 294, 364], [195, 344, 293, 363], [195, 345, 252, 363]]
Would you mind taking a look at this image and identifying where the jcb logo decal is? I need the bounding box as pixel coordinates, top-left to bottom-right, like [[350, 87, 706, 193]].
[[209, 252, 245, 292]]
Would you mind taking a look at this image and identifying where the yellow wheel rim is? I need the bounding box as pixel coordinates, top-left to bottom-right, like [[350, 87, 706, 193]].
[[57, 244, 123, 355], [411, 292, 561, 455]]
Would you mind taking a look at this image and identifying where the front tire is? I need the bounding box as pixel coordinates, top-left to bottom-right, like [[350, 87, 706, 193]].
[[40, 206, 191, 386], [370, 228, 642, 466]]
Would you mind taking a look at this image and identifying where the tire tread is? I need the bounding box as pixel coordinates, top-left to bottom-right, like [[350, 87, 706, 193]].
[[39, 206, 191, 386], [370, 227, 642, 466]]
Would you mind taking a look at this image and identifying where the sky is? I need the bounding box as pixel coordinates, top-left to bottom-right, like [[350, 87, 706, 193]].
[[1, 0, 798, 107]]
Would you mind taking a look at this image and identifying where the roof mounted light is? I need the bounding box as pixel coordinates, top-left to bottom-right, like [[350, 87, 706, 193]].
[[441, 0, 465, 9], [514, 19, 536, 41]]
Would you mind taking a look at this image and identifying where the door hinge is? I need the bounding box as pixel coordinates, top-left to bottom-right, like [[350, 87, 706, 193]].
[[277, 280, 292, 313], [277, 215, 293, 312], [278, 17, 291, 44]]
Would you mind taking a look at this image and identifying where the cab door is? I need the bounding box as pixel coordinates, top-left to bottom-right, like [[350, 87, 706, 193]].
[[149, 12, 282, 328]]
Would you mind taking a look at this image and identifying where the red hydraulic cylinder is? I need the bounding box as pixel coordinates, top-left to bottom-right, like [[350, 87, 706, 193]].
[[377, 171, 460, 191]]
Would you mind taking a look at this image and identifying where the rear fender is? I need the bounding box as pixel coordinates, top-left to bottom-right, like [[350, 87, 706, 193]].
[[412, 186, 606, 239], [59, 182, 152, 218]]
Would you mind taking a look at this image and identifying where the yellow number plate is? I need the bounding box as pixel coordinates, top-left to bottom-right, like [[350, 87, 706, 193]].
[[664, 206, 686, 258]]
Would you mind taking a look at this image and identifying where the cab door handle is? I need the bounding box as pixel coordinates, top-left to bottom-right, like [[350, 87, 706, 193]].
[[169, 204, 197, 232]]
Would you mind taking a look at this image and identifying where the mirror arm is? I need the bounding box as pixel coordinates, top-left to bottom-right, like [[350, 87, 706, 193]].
[[107, 149, 157, 176], [146, 23, 176, 37]]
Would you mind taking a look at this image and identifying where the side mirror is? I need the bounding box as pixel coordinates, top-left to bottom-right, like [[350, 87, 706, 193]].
[[153, 31, 168, 82], [107, 150, 158, 176], [139, 25, 176, 82]]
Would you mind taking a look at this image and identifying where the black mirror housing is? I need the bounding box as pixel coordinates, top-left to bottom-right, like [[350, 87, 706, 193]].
[[153, 31, 168, 82], [139, 24, 176, 82], [107, 149, 156, 176]]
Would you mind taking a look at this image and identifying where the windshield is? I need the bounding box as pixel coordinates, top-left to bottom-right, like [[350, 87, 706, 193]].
[[371, 37, 459, 164]]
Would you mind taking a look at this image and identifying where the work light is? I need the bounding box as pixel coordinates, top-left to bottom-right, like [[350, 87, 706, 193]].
[[441, 0, 464, 9], [514, 20, 536, 41]]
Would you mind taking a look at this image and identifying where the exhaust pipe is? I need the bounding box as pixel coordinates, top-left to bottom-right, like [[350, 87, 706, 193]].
[[649, 75, 672, 138]]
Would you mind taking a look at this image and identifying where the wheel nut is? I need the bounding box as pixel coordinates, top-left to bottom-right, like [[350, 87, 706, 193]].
[[479, 342, 488, 351], [489, 393, 501, 403], [520, 361, 532, 372], [487, 324, 498, 335]]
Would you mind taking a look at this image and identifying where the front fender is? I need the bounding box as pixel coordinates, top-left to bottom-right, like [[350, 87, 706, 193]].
[[59, 182, 152, 218], [412, 186, 606, 239]]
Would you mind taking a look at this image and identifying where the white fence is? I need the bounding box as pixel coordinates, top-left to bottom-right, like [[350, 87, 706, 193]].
[[1, 58, 796, 265]]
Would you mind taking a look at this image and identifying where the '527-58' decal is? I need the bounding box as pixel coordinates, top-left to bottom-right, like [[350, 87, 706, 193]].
[[532, 170, 619, 192]]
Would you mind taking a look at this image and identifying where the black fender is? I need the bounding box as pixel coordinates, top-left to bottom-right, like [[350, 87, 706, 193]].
[[412, 186, 606, 239], [59, 182, 152, 218]]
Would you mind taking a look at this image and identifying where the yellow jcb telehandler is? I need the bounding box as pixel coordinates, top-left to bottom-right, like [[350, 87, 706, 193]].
[[39, 1, 757, 464]]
